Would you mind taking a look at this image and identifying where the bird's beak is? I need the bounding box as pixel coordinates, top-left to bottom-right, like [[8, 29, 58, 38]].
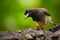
[[24, 13, 30, 19]]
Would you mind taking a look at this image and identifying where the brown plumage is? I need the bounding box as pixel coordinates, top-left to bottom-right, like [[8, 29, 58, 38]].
[[24, 8, 53, 30]]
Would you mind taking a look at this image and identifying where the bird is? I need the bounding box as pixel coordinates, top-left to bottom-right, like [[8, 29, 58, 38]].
[[24, 8, 53, 30]]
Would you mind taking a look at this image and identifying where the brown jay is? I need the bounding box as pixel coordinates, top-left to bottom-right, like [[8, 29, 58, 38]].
[[24, 8, 53, 30]]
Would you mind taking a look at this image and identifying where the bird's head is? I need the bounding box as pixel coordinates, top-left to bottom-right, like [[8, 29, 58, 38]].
[[24, 9, 32, 19], [24, 8, 39, 19]]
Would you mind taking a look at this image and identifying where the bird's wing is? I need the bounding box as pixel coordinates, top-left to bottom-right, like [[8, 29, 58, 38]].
[[39, 8, 51, 16], [44, 11, 51, 16]]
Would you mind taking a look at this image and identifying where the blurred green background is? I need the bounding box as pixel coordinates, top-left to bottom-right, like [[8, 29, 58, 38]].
[[0, 0, 60, 31]]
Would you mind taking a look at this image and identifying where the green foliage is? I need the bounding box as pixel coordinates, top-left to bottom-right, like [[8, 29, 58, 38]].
[[0, 0, 60, 31]]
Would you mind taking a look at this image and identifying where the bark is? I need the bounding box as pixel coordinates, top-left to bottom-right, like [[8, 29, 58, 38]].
[[0, 24, 60, 40]]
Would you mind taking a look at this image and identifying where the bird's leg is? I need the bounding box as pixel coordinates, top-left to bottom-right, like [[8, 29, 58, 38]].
[[36, 23, 40, 30], [36, 22, 44, 30], [41, 26, 44, 30], [36, 25, 41, 30], [36, 25, 44, 30]]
